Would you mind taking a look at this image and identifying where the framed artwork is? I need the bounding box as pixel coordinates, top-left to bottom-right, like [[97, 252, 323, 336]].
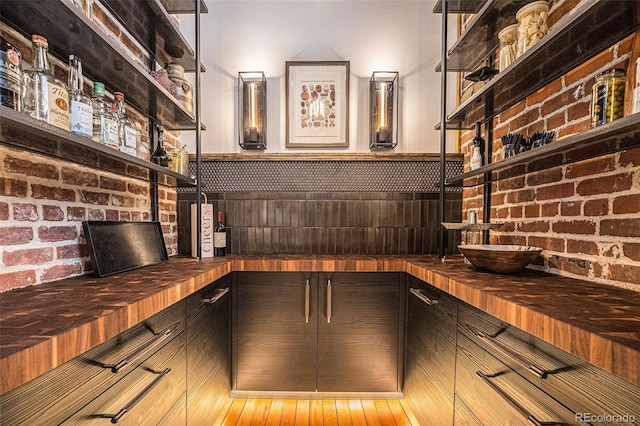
[[286, 61, 349, 148]]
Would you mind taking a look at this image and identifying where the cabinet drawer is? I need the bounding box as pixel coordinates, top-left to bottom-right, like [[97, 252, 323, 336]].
[[458, 303, 640, 424], [0, 300, 186, 425], [63, 330, 186, 425], [456, 333, 578, 425]]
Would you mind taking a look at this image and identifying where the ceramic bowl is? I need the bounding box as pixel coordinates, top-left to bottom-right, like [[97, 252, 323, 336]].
[[458, 244, 542, 274]]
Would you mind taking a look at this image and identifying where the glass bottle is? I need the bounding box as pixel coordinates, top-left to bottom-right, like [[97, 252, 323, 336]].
[[91, 82, 118, 148], [214, 211, 226, 256], [0, 35, 23, 111], [591, 69, 626, 128], [469, 121, 484, 170], [22, 35, 70, 130], [114, 92, 137, 156], [151, 125, 171, 167], [68, 55, 93, 138]]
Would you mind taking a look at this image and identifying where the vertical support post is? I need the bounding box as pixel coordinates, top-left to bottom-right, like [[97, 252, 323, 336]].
[[149, 15, 159, 223], [438, 0, 448, 259], [195, 0, 202, 258]]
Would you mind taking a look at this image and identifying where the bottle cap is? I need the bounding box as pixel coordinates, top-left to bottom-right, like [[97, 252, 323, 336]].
[[114, 92, 124, 101], [93, 82, 105, 95], [31, 35, 48, 46]]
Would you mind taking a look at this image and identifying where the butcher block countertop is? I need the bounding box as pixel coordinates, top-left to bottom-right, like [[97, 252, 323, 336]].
[[1, 254, 639, 394]]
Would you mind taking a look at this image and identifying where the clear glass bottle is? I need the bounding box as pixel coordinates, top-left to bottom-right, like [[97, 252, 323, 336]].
[[91, 82, 118, 148], [591, 69, 626, 128], [22, 35, 70, 130], [68, 55, 93, 138], [0, 35, 23, 111], [113, 92, 137, 156], [150, 125, 171, 167]]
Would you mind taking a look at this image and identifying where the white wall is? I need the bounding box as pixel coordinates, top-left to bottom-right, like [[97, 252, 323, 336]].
[[179, 0, 457, 154]]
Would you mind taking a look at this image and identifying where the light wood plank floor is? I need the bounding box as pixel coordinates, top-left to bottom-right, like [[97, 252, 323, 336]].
[[213, 398, 420, 425]]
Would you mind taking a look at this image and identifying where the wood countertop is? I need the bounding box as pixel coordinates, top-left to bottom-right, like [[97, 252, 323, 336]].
[[1, 254, 639, 394]]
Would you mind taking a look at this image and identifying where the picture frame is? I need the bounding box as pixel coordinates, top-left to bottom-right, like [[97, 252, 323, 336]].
[[286, 61, 350, 148]]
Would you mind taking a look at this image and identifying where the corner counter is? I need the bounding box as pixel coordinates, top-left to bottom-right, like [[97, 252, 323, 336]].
[[1, 254, 639, 394]]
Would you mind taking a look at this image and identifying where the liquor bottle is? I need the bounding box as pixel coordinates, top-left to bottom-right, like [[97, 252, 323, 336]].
[[214, 211, 226, 256], [91, 82, 118, 148], [0, 35, 22, 111], [68, 55, 93, 138], [22, 35, 70, 130], [469, 121, 484, 171], [150, 125, 171, 167], [113, 92, 137, 156]]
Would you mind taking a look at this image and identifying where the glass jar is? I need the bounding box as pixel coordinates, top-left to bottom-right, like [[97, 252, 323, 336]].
[[166, 63, 193, 114], [497, 24, 518, 71], [591, 69, 626, 128], [516, 1, 549, 57]]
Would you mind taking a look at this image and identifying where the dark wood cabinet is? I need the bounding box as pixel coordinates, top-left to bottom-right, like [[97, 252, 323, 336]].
[[233, 272, 403, 394]]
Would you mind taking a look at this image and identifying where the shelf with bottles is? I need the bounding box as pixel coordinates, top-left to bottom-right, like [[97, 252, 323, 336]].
[[440, 0, 639, 129], [444, 112, 640, 187], [1, 0, 197, 131], [0, 106, 196, 187]]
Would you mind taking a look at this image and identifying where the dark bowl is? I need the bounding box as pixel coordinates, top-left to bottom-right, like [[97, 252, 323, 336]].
[[458, 244, 542, 274]]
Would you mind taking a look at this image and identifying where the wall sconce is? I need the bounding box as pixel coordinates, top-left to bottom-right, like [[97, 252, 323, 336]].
[[238, 71, 266, 150], [370, 71, 398, 150]]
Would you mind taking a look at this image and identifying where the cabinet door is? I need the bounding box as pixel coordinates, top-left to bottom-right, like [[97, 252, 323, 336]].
[[234, 272, 317, 391], [186, 275, 231, 423], [317, 272, 401, 392]]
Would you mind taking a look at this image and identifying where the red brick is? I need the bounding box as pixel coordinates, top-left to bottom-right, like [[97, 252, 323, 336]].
[[41, 264, 82, 282], [509, 206, 523, 218], [557, 121, 590, 139], [31, 184, 76, 202], [613, 194, 640, 214], [496, 234, 526, 245], [43, 205, 65, 221], [0, 202, 8, 220], [3, 247, 54, 266], [623, 243, 640, 261], [583, 199, 608, 216], [601, 218, 640, 237], [120, 211, 131, 221], [518, 221, 549, 233], [80, 191, 110, 205], [527, 168, 563, 186], [165, 191, 177, 202], [546, 111, 565, 130], [524, 204, 540, 218], [495, 207, 509, 219], [106, 210, 119, 220], [552, 220, 596, 235], [606, 263, 640, 286], [93, 5, 121, 36], [528, 236, 564, 252], [536, 182, 574, 200], [0, 177, 28, 197], [100, 176, 127, 192], [67, 207, 86, 221], [61, 168, 99, 187], [566, 100, 590, 123], [541, 202, 559, 217], [12, 203, 39, 221], [506, 189, 535, 204], [541, 90, 572, 117], [57, 244, 85, 259], [4, 156, 59, 179], [576, 173, 633, 196], [565, 47, 617, 86], [498, 176, 525, 192], [88, 209, 105, 221], [37, 226, 78, 242], [565, 156, 615, 179], [126, 165, 149, 179], [0, 227, 33, 245], [112, 195, 135, 208], [560, 201, 581, 216], [528, 78, 563, 106], [547, 255, 591, 277], [619, 147, 640, 167], [128, 183, 149, 196], [0, 270, 37, 292], [131, 211, 143, 221], [567, 240, 598, 256]]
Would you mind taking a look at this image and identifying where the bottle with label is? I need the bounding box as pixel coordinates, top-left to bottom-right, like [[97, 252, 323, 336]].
[[68, 55, 93, 138], [469, 121, 484, 171], [214, 211, 226, 256], [113, 92, 137, 156], [591, 68, 626, 128], [22, 35, 70, 130], [91, 82, 118, 148], [0, 35, 22, 111], [150, 125, 171, 167]]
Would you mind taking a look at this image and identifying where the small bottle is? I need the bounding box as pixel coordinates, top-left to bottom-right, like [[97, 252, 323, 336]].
[[151, 125, 171, 167], [0, 35, 23, 111], [68, 55, 93, 138], [92, 82, 118, 148], [591, 69, 626, 128], [214, 211, 226, 256], [22, 35, 70, 130], [469, 121, 484, 170], [113, 92, 137, 156]]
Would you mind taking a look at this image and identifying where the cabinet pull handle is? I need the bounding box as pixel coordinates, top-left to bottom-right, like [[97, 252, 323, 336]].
[[476, 371, 545, 426], [106, 368, 171, 423], [103, 329, 172, 373], [305, 279, 310, 324], [409, 288, 439, 305], [202, 287, 230, 304], [477, 331, 548, 379], [327, 279, 332, 323]]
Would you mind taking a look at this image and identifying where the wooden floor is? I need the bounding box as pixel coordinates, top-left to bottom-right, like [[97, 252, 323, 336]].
[[214, 398, 420, 426]]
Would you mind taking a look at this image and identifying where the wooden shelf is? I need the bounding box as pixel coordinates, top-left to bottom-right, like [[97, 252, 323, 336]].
[[0, 107, 195, 187], [433, 0, 484, 14], [445, 113, 640, 186], [160, 0, 208, 14], [1, 0, 197, 130]]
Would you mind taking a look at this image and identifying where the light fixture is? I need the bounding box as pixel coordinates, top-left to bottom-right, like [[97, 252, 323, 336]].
[[370, 71, 398, 150], [238, 71, 266, 150]]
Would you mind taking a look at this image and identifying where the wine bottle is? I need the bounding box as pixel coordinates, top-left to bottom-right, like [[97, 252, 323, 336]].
[[68, 55, 93, 138], [214, 211, 226, 256], [150, 125, 171, 167], [469, 121, 484, 171]]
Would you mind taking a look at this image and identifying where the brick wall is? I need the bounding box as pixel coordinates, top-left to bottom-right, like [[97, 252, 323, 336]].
[[0, 2, 181, 292], [460, 3, 640, 290]]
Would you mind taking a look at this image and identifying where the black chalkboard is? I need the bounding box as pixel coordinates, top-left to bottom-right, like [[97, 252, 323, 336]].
[[82, 221, 168, 277]]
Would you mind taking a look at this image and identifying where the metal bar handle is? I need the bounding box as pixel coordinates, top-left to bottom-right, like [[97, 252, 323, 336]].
[[108, 368, 171, 423], [105, 329, 172, 373], [326, 279, 332, 323], [305, 279, 310, 324], [409, 288, 439, 305], [476, 371, 544, 426], [478, 331, 547, 379], [202, 287, 230, 304]]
